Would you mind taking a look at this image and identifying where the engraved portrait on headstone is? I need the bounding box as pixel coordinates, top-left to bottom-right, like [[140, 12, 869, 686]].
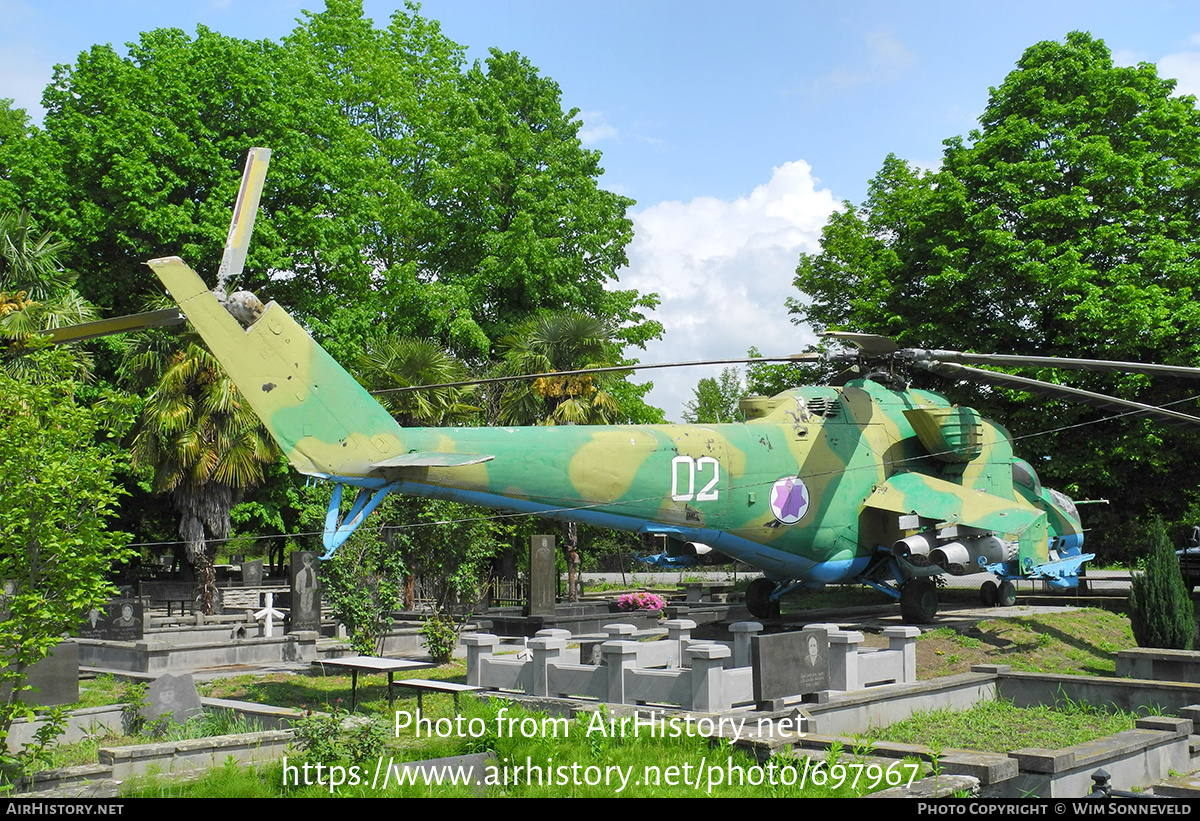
[[751, 629, 829, 708], [529, 535, 556, 617], [78, 599, 143, 641], [290, 551, 322, 632], [241, 558, 264, 586]]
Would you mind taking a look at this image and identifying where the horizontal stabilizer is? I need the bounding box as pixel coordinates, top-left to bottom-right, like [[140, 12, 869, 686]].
[[372, 453, 495, 468]]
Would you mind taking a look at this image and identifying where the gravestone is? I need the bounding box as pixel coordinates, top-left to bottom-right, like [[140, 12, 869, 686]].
[[144, 673, 203, 726], [579, 640, 605, 665], [0, 641, 79, 707], [529, 535, 556, 616], [751, 629, 828, 709], [290, 551, 322, 632], [78, 599, 143, 641], [241, 559, 264, 586]]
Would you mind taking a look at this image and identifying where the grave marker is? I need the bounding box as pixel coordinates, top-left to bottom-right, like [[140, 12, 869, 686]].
[[144, 672, 203, 726], [529, 535, 555, 616], [751, 629, 828, 709], [290, 551, 321, 632]]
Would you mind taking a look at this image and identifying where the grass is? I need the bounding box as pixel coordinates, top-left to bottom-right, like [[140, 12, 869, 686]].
[[863, 695, 1151, 753], [198, 659, 471, 715], [891, 608, 1136, 678]]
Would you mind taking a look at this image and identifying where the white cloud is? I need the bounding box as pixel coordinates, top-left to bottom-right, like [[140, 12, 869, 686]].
[[618, 160, 840, 420], [578, 110, 618, 145], [1159, 35, 1200, 102]]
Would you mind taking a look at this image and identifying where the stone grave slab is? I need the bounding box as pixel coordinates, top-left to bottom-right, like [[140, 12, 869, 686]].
[[0, 641, 79, 707], [241, 559, 264, 586], [529, 535, 556, 616], [78, 599, 143, 641], [751, 629, 828, 708], [290, 551, 321, 632], [144, 672, 203, 726]]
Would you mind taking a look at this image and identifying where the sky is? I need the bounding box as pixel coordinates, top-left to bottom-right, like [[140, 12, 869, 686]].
[[1, 1, 1197, 420]]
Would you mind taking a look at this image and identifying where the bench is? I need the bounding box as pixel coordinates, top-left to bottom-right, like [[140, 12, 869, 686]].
[[395, 680, 485, 714]]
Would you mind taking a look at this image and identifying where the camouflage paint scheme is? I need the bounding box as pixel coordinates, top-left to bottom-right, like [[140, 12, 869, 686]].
[[151, 256, 1089, 616]]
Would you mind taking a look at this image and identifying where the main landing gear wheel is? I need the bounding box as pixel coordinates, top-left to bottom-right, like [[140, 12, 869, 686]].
[[900, 578, 939, 624], [980, 579, 999, 606], [745, 577, 780, 619], [997, 580, 1017, 608]]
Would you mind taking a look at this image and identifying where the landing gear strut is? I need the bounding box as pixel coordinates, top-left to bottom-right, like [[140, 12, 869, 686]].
[[900, 578, 938, 624], [745, 577, 780, 619]]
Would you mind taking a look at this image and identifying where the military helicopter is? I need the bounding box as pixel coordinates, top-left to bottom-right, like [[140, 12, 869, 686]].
[[51, 150, 1200, 624]]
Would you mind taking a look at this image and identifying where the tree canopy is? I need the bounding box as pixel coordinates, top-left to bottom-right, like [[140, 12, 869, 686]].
[[13, 0, 659, 371], [0, 350, 133, 743], [790, 32, 1200, 559], [0, 0, 665, 563]]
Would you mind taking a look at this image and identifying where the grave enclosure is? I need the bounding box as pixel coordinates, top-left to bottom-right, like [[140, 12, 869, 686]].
[[18, 544, 1200, 797]]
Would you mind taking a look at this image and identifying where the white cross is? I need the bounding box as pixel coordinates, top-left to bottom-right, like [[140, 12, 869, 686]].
[[254, 591, 285, 637]]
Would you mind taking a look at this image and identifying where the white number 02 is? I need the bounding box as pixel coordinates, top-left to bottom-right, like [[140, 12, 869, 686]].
[[671, 456, 720, 502]]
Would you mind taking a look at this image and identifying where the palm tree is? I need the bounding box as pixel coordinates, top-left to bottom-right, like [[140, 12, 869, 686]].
[[356, 336, 479, 427], [493, 311, 627, 600], [125, 334, 278, 614], [0, 210, 98, 381], [493, 312, 623, 427]]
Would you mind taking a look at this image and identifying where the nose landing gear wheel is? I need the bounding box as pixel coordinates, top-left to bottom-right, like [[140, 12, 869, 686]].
[[745, 577, 780, 619], [900, 578, 938, 624]]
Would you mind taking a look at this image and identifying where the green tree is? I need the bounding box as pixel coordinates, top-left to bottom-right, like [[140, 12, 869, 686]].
[[0, 210, 98, 381], [493, 311, 624, 427], [356, 336, 478, 427], [682, 367, 744, 423], [790, 32, 1200, 560], [21, 0, 660, 370], [321, 526, 407, 656], [0, 350, 134, 755], [125, 336, 278, 613], [1128, 518, 1195, 650]]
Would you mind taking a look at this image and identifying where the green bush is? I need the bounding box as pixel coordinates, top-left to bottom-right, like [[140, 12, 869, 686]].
[[1128, 518, 1195, 650], [419, 615, 459, 664]]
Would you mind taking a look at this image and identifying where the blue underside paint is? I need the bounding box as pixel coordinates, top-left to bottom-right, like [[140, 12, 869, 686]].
[[318, 474, 870, 583]]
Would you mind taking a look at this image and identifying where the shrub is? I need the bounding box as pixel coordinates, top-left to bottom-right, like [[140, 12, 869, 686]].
[[1128, 518, 1195, 650], [420, 614, 459, 664]]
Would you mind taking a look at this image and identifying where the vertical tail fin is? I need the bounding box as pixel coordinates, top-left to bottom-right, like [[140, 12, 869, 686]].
[[149, 257, 404, 477]]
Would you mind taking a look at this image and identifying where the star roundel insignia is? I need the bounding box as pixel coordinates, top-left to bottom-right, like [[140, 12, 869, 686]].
[[769, 476, 810, 525]]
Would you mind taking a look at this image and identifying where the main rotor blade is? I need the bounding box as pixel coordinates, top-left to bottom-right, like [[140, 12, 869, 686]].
[[908, 349, 1200, 380], [37, 308, 185, 345], [369, 353, 825, 395], [822, 331, 900, 356], [216, 147, 271, 287], [921, 361, 1200, 429]]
